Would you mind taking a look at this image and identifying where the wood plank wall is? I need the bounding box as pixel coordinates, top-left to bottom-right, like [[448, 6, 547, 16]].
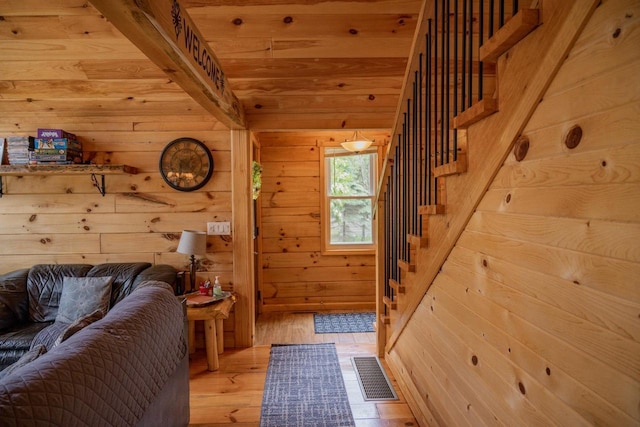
[[255, 131, 387, 312], [388, 0, 640, 425], [0, 124, 237, 345], [0, 1, 238, 347]]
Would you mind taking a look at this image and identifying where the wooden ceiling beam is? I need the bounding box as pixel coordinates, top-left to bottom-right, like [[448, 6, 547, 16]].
[[89, 0, 246, 130]]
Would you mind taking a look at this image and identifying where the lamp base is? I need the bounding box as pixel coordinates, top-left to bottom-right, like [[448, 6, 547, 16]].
[[189, 254, 197, 293]]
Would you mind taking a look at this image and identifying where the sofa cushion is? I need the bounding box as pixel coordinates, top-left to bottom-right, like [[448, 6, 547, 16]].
[[87, 262, 151, 307], [27, 264, 93, 322], [0, 269, 29, 331], [56, 276, 112, 324], [0, 344, 46, 379]]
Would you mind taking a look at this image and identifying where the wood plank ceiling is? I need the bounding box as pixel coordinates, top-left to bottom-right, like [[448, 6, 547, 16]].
[[0, 0, 422, 132]]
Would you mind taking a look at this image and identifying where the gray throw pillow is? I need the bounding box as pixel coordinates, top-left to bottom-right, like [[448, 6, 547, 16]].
[[56, 276, 113, 323], [0, 344, 47, 379], [54, 309, 105, 347]]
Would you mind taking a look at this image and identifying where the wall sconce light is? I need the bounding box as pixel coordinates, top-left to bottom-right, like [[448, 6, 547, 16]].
[[177, 230, 207, 292], [341, 130, 373, 153]]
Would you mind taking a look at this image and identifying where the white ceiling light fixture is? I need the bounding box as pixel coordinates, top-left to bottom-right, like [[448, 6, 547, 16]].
[[341, 130, 373, 153]]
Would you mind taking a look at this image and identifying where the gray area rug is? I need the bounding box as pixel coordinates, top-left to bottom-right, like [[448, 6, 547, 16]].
[[259, 343, 355, 427]]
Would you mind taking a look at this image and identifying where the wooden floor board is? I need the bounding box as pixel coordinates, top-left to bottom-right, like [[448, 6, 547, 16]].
[[188, 312, 418, 426]]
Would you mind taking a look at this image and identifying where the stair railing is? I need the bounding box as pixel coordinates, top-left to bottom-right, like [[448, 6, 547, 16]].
[[381, 0, 524, 322]]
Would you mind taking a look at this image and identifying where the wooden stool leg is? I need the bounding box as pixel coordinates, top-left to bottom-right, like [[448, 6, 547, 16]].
[[204, 319, 219, 371], [216, 319, 224, 355], [188, 320, 196, 354]]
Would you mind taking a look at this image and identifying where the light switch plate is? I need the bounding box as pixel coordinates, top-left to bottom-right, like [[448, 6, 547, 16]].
[[207, 221, 231, 235]]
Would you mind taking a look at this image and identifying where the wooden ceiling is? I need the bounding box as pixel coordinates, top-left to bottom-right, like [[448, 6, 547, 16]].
[[0, 0, 422, 132]]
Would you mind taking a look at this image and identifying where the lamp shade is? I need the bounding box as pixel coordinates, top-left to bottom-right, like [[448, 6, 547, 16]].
[[341, 130, 373, 153], [177, 230, 207, 255]]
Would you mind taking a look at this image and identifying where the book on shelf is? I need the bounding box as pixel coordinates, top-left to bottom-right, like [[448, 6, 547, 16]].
[[36, 128, 76, 140], [0, 138, 6, 165]]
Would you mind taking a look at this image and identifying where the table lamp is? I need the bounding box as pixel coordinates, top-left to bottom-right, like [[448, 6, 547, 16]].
[[177, 230, 207, 292]]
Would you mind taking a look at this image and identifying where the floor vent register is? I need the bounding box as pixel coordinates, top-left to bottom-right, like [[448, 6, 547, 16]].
[[351, 356, 398, 401]]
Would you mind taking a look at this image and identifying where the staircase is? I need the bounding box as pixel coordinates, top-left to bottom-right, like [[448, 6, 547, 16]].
[[379, 0, 541, 345]]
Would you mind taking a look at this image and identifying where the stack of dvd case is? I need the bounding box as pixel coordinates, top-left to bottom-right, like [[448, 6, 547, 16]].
[[30, 129, 83, 164], [6, 136, 35, 165]]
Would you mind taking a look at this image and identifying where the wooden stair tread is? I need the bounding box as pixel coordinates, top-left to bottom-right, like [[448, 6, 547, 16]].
[[383, 296, 397, 310], [389, 278, 405, 294], [453, 98, 498, 129], [433, 151, 468, 177], [408, 233, 428, 248], [479, 8, 540, 63], [398, 259, 415, 273], [418, 204, 445, 215]]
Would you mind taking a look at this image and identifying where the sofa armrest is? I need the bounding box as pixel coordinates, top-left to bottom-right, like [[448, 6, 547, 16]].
[[134, 265, 178, 294]]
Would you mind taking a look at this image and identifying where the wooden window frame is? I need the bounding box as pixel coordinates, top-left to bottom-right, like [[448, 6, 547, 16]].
[[320, 144, 379, 256]]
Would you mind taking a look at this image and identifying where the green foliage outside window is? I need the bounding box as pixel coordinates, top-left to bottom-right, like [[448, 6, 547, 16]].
[[252, 161, 262, 200], [327, 152, 376, 245]]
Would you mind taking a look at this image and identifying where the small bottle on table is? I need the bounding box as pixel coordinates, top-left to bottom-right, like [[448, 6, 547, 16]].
[[213, 276, 222, 297]]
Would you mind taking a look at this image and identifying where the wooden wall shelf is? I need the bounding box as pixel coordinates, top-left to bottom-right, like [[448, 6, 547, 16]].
[[0, 164, 138, 197]]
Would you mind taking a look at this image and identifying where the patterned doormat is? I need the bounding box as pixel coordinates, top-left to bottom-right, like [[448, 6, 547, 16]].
[[259, 343, 355, 427], [314, 312, 376, 334]]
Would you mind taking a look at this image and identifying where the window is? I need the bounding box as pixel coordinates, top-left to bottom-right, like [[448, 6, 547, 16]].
[[321, 146, 377, 254]]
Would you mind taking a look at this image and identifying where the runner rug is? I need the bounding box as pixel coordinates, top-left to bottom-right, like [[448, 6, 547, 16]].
[[259, 343, 355, 427], [314, 312, 376, 334]]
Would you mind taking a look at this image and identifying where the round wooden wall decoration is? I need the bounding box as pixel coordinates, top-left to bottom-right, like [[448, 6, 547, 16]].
[[159, 138, 214, 192]]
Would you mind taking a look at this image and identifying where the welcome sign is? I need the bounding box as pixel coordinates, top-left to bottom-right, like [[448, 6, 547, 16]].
[[142, 0, 232, 107], [89, 0, 244, 128], [169, 0, 226, 95]]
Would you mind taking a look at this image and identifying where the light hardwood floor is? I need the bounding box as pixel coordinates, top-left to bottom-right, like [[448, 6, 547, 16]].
[[188, 312, 418, 426]]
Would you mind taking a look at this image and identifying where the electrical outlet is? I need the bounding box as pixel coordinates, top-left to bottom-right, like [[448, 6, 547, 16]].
[[207, 221, 231, 235]]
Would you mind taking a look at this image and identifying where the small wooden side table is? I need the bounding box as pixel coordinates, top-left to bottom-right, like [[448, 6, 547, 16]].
[[184, 292, 236, 371]]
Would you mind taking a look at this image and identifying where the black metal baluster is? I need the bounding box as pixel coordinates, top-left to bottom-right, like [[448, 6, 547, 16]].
[[432, 6, 439, 207], [433, 4, 439, 168], [387, 177, 392, 297], [405, 100, 410, 250], [404, 111, 410, 261], [513, 0, 519, 15], [412, 76, 418, 235], [388, 180, 392, 304], [461, 0, 467, 112], [407, 93, 416, 241], [499, 0, 505, 27], [425, 27, 432, 206], [489, 0, 495, 37], [434, 175, 439, 206], [479, 0, 484, 102], [440, 0, 445, 167], [468, 0, 473, 108], [418, 54, 424, 209], [453, 0, 459, 162], [445, 0, 450, 165], [394, 137, 398, 288], [384, 182, 389, 304], [402, 115, 408, 262]]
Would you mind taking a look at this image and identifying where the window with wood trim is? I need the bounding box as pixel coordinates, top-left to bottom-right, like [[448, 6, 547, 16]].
[[321, 146, 377, 254]]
